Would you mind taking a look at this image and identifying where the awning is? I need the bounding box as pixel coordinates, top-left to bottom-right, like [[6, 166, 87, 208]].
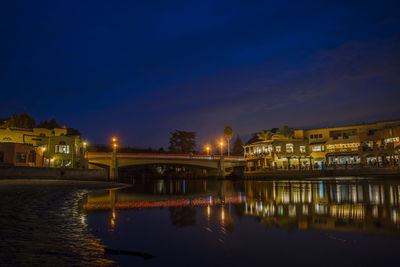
[[325, 152, 359, 157]]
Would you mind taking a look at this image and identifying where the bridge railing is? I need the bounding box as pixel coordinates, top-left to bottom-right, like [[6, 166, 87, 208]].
[[87, 152, 244, 161]]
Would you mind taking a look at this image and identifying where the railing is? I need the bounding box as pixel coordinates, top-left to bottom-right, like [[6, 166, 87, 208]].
[[87, 152, 245, 161]]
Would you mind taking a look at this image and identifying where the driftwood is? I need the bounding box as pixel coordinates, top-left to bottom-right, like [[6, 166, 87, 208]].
[[104, 247, 155, 259]]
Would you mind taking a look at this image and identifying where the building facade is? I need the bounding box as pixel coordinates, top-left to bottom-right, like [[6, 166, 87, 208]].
[[244, 128, 310, 170], [245, 120, 400, 170], [0, 127, 87, 168]]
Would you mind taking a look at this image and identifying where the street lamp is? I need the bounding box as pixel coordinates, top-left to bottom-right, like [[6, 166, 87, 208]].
[[219, 141, 224, 156], [205, 145, 210, 155], [111, 137, 118, 152], [41, 146, 46, 167]]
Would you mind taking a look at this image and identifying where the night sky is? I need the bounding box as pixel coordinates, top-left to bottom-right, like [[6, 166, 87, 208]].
[[1, 0, 400, 149]]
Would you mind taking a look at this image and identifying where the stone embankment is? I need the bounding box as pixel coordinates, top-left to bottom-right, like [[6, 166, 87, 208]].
[[0, 166, 108, 181]]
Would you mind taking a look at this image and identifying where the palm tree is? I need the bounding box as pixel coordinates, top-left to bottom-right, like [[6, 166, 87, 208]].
[[224, 126, 233, 156], [257, 130, 273, 141], [282, 126, 294, 139]]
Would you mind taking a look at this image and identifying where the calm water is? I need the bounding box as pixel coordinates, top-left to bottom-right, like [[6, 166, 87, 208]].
[[83, 178, 400, 266]]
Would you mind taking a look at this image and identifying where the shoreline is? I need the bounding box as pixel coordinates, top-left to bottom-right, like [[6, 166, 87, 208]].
[[0, 179, 128, 266]]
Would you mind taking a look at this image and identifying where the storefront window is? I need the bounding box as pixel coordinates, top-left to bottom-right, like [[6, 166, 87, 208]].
[[300, 146, 306, 153], [385, 137, 399, 144], [275, 146, 281, 152]]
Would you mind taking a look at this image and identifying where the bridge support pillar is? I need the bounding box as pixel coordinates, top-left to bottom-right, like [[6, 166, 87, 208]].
[[110, 149, 118, 181], [218, 156, 225, 179]]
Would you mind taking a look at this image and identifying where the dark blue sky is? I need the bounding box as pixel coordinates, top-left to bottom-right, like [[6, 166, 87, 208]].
[[1, 0, 400, 149]]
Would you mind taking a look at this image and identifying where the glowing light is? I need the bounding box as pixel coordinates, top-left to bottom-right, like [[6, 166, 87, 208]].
[[112, 137, 117, 142], [113, 143, 117, 148], [221, 209, 225, 220], [207, 206, 210, 216], [81, 216, 85, 224], [82, 142, 87, 147], [41, 146, 46, 152]]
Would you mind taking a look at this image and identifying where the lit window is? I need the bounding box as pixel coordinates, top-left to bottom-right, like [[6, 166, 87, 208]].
[[312, 145, 322, 152], [55, 145, 70, 154], [385, 137, 400, 144], [300, 146, 306, 153], [267, 145, 273, 152], [286, 143, 293, 153], [275, 146, 281, 152]]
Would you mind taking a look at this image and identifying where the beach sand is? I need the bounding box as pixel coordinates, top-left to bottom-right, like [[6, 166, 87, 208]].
[[0, 179, 125, 266]]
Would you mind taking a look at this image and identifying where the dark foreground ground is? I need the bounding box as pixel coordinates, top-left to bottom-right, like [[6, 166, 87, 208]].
[[0, 179, 125, 266]]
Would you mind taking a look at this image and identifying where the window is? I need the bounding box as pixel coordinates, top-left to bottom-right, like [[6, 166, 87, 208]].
[[310, 135, 314, 139], [267, 145, 273, 152], [385, 137, 399, 144], [312, 145, 324, 152], [318, 134, 323, 138], [286, 143, 294, 153], [16, 152, 26, 163], [300, 146, 306, 153], [55, 145, 70, 154], [275, 146, 281, 152], [0, 151, 4, 162]]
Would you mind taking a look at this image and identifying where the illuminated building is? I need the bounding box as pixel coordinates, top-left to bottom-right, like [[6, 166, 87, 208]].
[[244, 127, 310, 170], [245, 120, 400, 170], [0, 126, 87, 168]]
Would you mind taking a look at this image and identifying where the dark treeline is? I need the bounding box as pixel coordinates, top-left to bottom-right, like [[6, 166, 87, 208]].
[[1, 111, 81, 136]]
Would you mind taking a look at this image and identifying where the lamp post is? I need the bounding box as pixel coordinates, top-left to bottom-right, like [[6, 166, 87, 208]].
[[206, 145, 210, 156], [41, 146, 46, 167], [82, 142, 88, 168], [111, 137, 118, 180], [220, 141, 224, 156]]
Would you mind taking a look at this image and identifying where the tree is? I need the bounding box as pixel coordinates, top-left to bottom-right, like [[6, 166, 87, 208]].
[[224, 126, 233, 156], [37, 117, 60, 129], [67, 127, 81, 136], [232, 135, 244, 155], [4, 111, 36, 129], [257, 130, 273, 141], [168, 130, 196, 153]]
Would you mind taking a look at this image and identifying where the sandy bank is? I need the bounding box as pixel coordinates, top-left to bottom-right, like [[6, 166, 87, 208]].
[[0, 179, 126, 266]]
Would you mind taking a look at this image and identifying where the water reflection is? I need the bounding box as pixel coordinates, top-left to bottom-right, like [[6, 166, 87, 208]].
[[83, 179, 400, 236]]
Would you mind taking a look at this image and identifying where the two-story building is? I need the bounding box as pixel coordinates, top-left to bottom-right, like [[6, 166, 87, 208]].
[[244, 128, 310, 170], [245, 120, 400, 170], [0, 127, 87, 168]]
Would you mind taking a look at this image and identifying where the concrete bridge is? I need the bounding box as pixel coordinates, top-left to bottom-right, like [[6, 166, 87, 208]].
[[87, 152, 246, 179]]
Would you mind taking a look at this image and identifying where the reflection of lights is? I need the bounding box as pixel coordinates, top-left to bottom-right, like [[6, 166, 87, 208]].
[[111, 219, 115, 226], [112, 211, 116, 219], [207, 206, 210, 216], [81, 216, 85, 224], [392, 209, 398, 223], [221, 209, 225, 221]]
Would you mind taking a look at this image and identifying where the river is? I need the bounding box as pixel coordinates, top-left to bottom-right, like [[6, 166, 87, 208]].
[[83, 177, 400, 266]]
